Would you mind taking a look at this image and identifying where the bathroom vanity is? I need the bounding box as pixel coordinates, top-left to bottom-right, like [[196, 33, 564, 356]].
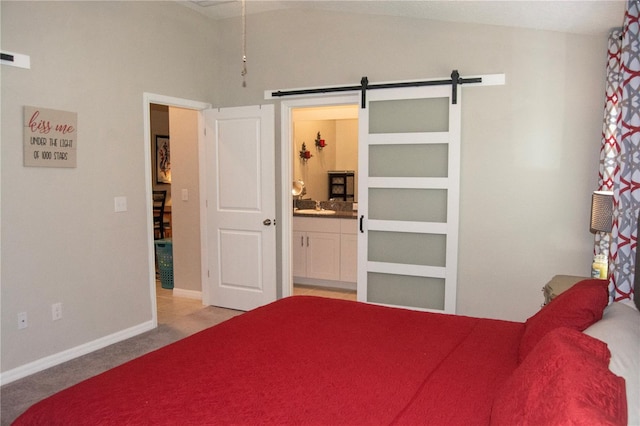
[[292, 215, 357, 290]]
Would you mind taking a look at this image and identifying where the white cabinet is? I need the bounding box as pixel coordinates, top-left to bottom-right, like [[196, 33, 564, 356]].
[[292, 217, 357, 287], [306, 232, 341, 280], [340, 219, 358, 282], [292, 231, 307, 278]]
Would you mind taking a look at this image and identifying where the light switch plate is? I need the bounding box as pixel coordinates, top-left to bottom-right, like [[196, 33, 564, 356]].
[[18, 312, 27, 329], [114, 196, 127, 212], [181, 189, 189, 201]]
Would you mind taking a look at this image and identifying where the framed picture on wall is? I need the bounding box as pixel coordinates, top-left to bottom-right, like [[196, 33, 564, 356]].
[[156, 135, 171, 184]]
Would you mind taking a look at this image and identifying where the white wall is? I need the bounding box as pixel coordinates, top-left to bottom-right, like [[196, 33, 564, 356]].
[[1, 1, 216, 375], [293, 120, 337, 201], [211, 9, 606, 321], [168, 107, 202, 294], [1, 2, 609, 378]]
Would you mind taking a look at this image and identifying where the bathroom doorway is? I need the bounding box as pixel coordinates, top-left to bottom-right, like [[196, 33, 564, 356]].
[[286, 100, 359, 301]]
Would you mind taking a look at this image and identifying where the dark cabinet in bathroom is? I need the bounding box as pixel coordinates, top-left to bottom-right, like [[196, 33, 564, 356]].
[[328, 171, 355, 201]]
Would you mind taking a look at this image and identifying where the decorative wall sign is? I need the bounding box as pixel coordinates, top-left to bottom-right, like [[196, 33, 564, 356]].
[[156, 135, 171, 184], [23, 106, 77, 168]]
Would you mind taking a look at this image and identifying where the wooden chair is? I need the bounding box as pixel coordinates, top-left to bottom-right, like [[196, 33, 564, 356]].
[[153, 190, 167, 239]]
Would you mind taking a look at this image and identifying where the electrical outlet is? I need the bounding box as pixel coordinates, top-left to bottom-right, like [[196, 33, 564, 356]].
[[52, 303, 62, 321], [18, 312, 28, 329]]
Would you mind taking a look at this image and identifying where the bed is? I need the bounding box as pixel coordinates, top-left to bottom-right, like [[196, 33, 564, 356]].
[[13, 275, 638, 425]]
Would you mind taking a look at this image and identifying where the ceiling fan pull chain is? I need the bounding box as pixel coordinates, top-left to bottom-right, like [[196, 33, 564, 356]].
[[241, 0, 247, 87]]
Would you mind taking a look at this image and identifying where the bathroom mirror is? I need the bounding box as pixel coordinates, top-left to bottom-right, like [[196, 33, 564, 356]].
[[292, 105, 358, 202]]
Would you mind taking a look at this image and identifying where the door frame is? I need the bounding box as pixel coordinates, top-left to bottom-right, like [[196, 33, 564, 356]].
[[279, 94, 360, 298], [143, 93, 211, 327]]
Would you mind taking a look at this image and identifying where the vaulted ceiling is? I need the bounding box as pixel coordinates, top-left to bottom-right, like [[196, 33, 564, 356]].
[[180, 0, 625, 35]]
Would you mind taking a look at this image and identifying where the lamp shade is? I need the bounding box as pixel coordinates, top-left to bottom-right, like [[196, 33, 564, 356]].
[[590, 191, 613, 233]]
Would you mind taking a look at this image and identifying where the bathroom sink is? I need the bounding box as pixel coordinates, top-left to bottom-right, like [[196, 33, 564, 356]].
[[295, 209, 336, 215]]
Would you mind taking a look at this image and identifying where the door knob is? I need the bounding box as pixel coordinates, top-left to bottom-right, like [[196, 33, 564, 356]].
[[263, 219, 272, 226]]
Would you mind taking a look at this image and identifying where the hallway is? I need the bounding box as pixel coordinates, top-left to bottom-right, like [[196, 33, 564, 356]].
[[156, 280, 204, 324]]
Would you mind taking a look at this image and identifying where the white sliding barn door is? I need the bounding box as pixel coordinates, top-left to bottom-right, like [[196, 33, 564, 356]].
[[203, 105, 276, 311], [357, 85, 461, 313]]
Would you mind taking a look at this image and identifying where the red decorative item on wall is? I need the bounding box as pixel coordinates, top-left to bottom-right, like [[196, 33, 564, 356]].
[[299, 142, 312, 162], [315, 131, 326, 149]]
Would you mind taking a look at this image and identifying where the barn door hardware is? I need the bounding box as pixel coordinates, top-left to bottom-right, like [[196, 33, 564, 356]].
[[271, 69, 482, 107]]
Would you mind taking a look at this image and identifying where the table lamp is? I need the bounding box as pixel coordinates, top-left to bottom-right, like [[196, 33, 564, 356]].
[[590, 191, 614, 233]]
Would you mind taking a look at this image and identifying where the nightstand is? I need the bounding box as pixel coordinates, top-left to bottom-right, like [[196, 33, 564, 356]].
[[542, 275, 590, 305]]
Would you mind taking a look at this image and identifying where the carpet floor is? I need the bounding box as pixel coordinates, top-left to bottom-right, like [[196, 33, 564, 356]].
[[0, 305, 243, 425]]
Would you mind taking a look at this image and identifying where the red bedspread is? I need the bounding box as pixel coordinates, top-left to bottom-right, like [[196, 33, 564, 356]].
[[14, 296, 523, 425]]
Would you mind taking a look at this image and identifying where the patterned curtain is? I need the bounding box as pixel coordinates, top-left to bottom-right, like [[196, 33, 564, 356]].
[[597, 0, 640, 302]]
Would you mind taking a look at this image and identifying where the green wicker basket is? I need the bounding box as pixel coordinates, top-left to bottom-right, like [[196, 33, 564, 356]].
[[154, 239, 174, 289]]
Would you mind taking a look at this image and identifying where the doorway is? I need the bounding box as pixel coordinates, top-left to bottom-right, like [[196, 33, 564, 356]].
[[143, 93, 211, 327], [281, 96, 360, 301]]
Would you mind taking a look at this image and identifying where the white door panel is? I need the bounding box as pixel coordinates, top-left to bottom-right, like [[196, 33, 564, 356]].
[[204, 105, 276, 311], [219, 229, 263, 291], [217, 118, 262, 210], [358, 86, 460, 313]]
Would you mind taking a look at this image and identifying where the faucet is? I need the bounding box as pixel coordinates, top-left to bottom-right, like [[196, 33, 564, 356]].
[[315, 200, 321, 211]]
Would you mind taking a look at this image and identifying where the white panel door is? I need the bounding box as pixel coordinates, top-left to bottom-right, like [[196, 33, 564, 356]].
[[204, 105, 276, 311], [357, 85, 461, 313]]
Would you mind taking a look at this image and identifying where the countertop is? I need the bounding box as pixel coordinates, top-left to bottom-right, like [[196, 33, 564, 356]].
[[293, 210, 358, 219]]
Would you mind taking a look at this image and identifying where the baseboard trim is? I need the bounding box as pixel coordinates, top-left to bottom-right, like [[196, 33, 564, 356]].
[[172, 287, 202, 300], [0, 320, 155, 386]]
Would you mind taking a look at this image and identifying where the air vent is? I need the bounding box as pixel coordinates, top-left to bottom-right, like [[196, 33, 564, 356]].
[[1, 50, 30, 69]]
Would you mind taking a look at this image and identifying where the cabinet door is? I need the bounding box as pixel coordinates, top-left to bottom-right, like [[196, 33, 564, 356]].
[[292, 231, 307, 278], [340, 233, 358, 282], [306, 232, 341, 281]]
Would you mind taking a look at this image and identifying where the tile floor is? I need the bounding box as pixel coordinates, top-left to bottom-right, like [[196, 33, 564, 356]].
[[293, 284, 357, 301], [156, 281, 356, 323], [156, 280, 205, 324]]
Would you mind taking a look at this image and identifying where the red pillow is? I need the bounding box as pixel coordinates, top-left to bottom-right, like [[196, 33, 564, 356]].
[[491, 327, 627, 426], [519, 278, 608, 363]]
